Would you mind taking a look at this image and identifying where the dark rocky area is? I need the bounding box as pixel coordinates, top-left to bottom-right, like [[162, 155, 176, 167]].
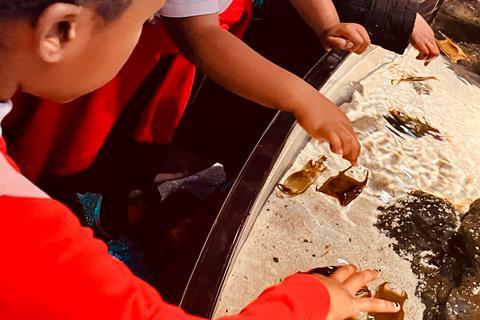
[[377, 192, 480, 319]]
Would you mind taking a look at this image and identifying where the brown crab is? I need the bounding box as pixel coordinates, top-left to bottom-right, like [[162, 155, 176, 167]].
[[370, 282, 408, 320], [316, 166, 369, 207], [277, 156, 327, 196], [390, 76, 437, 86], [385, 108, 444, 141], [308, 267, 408, 320], [436, 32, 471, 64]]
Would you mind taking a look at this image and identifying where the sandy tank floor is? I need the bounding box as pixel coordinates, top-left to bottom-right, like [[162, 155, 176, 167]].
[[214, 47, 480, 319]]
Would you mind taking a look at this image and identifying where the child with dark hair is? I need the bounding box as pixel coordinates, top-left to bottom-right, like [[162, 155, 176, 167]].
[[0, 0, 132, 20], [0, 0, 401, 319], [4, 0, 439, 184], [4, 0, 363, 182]]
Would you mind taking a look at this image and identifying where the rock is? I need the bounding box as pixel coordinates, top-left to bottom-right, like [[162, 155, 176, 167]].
[[433, 0, 480, 79], [460, 199, 480, 274], [420, 241, 470, 320], [440, 0, 480, 28], [376, 191, 458, 261], [421, 272, 452, 320], [376, 191, 465, 319], [377, 196, 480, 319], [445, 269, 480, 320]]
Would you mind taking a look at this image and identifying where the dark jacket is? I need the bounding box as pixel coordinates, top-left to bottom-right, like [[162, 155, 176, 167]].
[[334, 0, 419, 54], [418, 0, 445, 23]]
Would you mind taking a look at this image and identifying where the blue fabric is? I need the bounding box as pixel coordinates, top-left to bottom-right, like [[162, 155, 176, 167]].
[[108, 236, 155, 281], [76, 193, 103, 230], [252, 0, 264, 8]]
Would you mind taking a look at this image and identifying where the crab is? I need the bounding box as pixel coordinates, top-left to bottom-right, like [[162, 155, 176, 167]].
[[390, 76, 437, 86], [436, 32, 471, 64], [385, 108, 444, 141], [370, 282, 408, 320], [277, 156, 327, 196], [316, 166, 369, 207]]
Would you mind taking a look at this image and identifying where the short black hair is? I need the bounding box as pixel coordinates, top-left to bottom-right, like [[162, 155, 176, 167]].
[[0, 0, 131, 21]]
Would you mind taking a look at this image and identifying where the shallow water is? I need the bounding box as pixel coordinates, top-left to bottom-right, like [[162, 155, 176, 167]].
[[215, 4, 480, 317], [215, 46, 480, 319]]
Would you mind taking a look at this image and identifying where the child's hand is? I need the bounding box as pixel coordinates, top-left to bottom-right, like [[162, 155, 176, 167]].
[[319, 23, 371, 54], [294, 94, 360, 164], [313, 265, 401, 320], [410, 14, 440, 62]]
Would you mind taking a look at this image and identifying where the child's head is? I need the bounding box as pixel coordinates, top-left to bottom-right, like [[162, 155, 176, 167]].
[[0, 0, 165, 102]]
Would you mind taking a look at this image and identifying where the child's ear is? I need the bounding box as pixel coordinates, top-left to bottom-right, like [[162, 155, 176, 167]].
[[35, 3, 84, 63]]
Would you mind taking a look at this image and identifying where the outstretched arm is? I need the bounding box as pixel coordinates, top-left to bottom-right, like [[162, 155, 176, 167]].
[[333, 0, 439, 62], [0, 196, 398, 319], [0, 141, 399, 319], [165, 14, 361, 163]]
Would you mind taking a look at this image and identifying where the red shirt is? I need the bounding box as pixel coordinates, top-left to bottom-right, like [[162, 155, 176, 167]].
[[0, 137, 331, 320]]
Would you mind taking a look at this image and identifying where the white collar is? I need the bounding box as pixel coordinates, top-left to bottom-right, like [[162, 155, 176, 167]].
[[0, 99, 49, 198], [0, 100, 12, 137]]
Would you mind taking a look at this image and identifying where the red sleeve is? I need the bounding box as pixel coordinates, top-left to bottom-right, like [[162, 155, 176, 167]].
[[0, 196, 330, 320], [224, 274, 330, 320]]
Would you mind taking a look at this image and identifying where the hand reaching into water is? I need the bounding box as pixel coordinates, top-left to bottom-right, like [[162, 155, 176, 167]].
[[411, 14, 440, 63], [294, 91, 361, 165], [313, 265, 401, 320]]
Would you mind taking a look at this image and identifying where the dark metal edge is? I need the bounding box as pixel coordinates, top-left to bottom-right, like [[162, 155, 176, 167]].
[[179, 50, 349, 317]]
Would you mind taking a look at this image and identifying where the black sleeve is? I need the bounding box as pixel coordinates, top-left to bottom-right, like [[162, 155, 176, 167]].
[[334, 0, 419, 55], [418, 0, 444, 23]]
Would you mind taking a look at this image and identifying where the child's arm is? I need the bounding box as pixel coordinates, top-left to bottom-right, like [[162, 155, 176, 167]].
[[334, 0, 439, 62], [0, 140, 400, 319], [291, 0, 438, 62], [0, 196, 326, 320], [165, 15, 360, 164], [289, 0, 371, 54], [0, 195, 398, 319]]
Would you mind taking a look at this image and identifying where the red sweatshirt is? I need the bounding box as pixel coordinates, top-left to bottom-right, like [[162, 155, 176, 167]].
[[0, 137, 331, 320]]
